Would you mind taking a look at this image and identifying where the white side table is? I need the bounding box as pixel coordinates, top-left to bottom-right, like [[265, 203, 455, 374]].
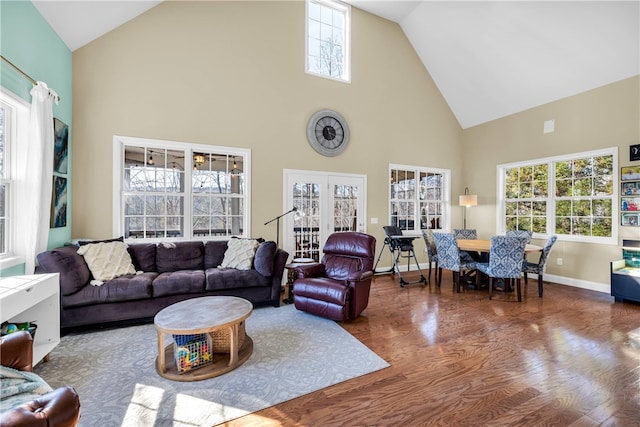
[[0, 273, 60, 365]]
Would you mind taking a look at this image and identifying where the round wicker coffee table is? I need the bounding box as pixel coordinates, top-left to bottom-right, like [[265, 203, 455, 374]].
[[154, 296, 253, 381]]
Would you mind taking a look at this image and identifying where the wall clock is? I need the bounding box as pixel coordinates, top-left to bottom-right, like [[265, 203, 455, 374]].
[[306, 109, 350, 157]]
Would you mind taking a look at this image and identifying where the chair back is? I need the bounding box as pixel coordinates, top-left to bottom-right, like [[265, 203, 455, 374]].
[[322, 232, 376, 280], [488, 236, 528, 279], [432, 232, 462, 271], [421, 229, 437, 261], [505, 229, 532, 244], [537, 235, 558, 268], [383, 225, 414, 251], [454, 229, 478, 240]]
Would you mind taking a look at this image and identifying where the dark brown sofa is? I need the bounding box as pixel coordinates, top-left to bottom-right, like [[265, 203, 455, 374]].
[[0, 331, 80, 427], [36, 240, 288, 330]]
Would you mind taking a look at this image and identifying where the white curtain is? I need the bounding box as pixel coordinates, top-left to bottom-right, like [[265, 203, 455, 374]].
[[23, 82, 58, 274]]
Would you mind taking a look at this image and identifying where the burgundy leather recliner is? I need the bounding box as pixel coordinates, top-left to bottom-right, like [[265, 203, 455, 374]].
[[292, 232, 376, 321], [0, 331, 81, 427]]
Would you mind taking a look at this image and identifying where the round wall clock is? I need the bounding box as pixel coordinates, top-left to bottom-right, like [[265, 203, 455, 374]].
[[306, 109, 350, 157]]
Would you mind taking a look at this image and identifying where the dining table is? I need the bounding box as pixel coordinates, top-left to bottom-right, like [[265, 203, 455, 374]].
[[457, 239, 543, 254]]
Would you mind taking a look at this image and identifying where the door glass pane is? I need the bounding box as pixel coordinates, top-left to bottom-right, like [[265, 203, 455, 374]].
[[333, 184, 357, 232], [292, 182, 321, 261]]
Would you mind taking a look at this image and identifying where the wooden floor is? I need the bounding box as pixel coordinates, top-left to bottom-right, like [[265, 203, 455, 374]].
[[225, 271, 640, 426]]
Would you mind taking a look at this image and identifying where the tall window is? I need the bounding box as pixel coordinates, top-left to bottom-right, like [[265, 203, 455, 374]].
[[499, 148, 616, 243], [306, 0, 350, 82], [114, 136, 250, 240], [389, 164, 450, 232]]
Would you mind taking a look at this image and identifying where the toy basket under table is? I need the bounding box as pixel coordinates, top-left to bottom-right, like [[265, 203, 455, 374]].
[[173, 333, 213, 373], [211, 321, 246, 352]]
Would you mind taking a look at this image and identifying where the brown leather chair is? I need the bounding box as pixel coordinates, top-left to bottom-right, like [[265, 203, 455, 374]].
[[0, 331, 80, 427], [292, 232, 376, 321]]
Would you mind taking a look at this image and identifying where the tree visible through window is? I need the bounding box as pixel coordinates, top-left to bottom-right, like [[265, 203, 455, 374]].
[[389, 165, 449, 232], [500, 149, 616, 241], [306, 0, 350, 82], [116, 137, 249, 240]]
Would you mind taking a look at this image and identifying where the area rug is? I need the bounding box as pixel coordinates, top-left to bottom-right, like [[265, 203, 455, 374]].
[[34, 304, 389, 426]]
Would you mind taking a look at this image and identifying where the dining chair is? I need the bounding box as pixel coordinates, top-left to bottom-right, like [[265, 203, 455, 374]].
[[523, 235, 557, 297], [432, 232, 477, 292], [453, 228, 478, 239], [505, 229, 532, 243], [475, 236, 528, 301], [453, 228, 479, 262], [421, 229, 439, 285]]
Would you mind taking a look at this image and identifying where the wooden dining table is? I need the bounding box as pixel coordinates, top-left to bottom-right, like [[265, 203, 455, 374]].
[[457, 239, 543, 254]]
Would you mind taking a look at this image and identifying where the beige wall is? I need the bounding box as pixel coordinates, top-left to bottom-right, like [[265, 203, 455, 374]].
[[72, 1, 639, 289], [71, 2, 462, 256], [462, 76, 640, 287]]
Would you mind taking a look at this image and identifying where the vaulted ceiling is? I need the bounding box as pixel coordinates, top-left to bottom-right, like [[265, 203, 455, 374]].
[[32, 0, 640, 129]]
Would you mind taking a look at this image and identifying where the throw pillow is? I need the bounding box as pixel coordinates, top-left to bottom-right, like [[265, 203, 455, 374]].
[[219, 238, 260, 270], [77, 241, 137, 283]]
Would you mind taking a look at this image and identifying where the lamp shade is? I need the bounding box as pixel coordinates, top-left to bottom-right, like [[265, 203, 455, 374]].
[[459, 194, 477, 207]]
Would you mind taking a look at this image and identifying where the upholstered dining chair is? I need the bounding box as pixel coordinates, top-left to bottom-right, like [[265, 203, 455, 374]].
[[453, 228, 480, 262], [523, 235, 557, 298], [432, 232, 477, 292], [421, 229, 439, 285], [476, 236, 528, 301], [453, 229, 478, 240], [505, 229, 533, 243]]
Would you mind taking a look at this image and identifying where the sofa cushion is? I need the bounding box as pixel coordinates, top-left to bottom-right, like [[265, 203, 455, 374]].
[[205, 268, 270, 290], [36, 246, 91, 296], [128, 243, 157, 272], [61, 273, 156, 308], [219, 238, 259, 270], [152, 271, 206, 297], [156, 241, 204, 273], [204, 241, 228, 269], [254, 241, 277, 276], [77, 241, 137, 282]]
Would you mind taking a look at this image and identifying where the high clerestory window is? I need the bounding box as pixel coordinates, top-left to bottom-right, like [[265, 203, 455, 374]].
[[113, 136, 250, 240], [306, 0, 350, 82], [498, 148, 617, 243]]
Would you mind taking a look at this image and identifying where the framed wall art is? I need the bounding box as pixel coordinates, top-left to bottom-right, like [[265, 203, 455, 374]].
[[51, 176, 67, 228], [53, 118, 68, 174]]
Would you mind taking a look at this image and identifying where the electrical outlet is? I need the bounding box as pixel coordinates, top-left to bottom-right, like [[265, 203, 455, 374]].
[[556, 257, 563, 266], [371, 217, 378, 224]]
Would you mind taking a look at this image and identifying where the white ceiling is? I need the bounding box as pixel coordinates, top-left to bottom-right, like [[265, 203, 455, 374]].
[[32, 0, 640, 129]]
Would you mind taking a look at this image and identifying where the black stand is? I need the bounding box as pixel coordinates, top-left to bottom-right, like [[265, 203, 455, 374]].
[[264, 207, 297, 247], [373, 235, 426, 287]]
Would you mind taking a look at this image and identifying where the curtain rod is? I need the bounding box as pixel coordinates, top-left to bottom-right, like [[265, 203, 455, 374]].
[[1, 54, 61, 102]]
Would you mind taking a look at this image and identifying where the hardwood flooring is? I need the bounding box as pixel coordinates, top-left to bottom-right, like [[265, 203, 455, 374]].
[[225, 271, 640, 426]]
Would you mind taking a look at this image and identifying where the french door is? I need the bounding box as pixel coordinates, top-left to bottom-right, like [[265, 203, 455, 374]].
[[283, 170, 366, 262]]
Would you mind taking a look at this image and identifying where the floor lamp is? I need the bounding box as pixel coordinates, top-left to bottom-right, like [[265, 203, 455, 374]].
[[459, 187, 477, 229]]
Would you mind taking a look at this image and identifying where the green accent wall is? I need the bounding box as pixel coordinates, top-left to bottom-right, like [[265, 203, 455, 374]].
[[0, 0, 72, 275]]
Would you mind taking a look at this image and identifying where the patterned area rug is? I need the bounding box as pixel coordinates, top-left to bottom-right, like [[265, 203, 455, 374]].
[[34, 304, 389, 426]]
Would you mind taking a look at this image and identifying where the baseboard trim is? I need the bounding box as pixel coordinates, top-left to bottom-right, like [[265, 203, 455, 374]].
[[375, 263, 611, 295]]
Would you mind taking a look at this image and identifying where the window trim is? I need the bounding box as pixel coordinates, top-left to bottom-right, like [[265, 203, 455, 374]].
[[0, 87, 29, 269], [305, 0, 351, 83], [113, 135, 251, 241], [496, 147, 618, 244], [388, 163, 451, 235]]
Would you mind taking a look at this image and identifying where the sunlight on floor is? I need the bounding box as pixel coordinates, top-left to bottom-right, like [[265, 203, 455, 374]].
[[121, 383, 164, 427], [173, 392, 249, 425]]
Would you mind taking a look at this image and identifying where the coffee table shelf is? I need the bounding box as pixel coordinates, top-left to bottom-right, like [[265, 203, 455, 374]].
[[154, 296, 253, 382]]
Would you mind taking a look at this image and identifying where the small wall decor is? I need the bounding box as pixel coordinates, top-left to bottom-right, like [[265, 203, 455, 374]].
[[51, 176, 67, 228], [53, 118, 68, 174], [631, 144, 640, 162], [621, 167, 640, 227], [621, 166, 640, 181]]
